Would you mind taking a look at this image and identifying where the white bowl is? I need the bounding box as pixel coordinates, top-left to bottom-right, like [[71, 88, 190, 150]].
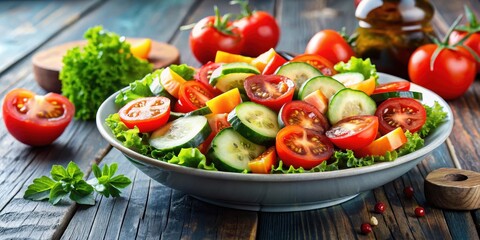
[[96, 73, 453, 212]]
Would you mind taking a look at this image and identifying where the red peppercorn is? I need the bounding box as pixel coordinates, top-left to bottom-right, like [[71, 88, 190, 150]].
[[415, 207, 425, 217], [404, 186, 414, 198], [361, 223, 372, 234], [374, 202, 386, 213]]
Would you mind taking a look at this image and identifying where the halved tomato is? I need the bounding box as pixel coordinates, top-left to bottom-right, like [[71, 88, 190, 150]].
[[279, 100, 330, 133], [375, 98, 426, 135], [326, 115, 378, 150], [373, 81, 411, 94], [195, 61, 222, 95], [197, 113, 230, 154], [262, 52, 287, 75], [119, 96, 170, 133], [177, 81, 215, 112], [291, 53, 336, 76], [248, 146, 277, 174], [355, 127, 407, 157], [2, 89, 75, 146], [244, 75, 295, 111], [276, 125, 334, 169]]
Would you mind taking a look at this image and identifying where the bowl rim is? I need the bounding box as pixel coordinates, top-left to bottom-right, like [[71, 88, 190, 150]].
[[96, 72, 454, 182]]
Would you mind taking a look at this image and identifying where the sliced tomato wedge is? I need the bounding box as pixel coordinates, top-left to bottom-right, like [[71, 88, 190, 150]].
[[291, 53, 337, 76], [276, 125, 334, 169], [375, 97, 426, 135], [119, 96, 170, 133], [2, 89, 74, 146], [303, 89, 328, 114], [355, 127, 407, 157], [373, 81, 411, 94], [195, 61, 222, 95], [248, 146, 277, 174], [279, 100, 330, 133], [262, 52, 287, 75], [197, 113, 230, 154], [244, 75, 295, 111], [326, 115, 379, 150], [177, 81, 215, 112]]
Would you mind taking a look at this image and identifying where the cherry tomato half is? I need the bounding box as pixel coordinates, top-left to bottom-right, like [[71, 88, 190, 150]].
[[195, 61, 222, 95], [244, 75, 295, 111], [276, 125, 334, 169], [119, 96, 170, 133], [375, 98, 426, 135], [305, 29, 355, 65], [326, 115, 378, 150], [373, 81, 411, 94], [2, 89, 74, 146], [279, 100, 330, 133], [291, 54, 337, 76], [177, 81, 215, 113]]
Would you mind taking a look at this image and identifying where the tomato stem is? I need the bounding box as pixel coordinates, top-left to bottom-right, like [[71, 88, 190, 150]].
[[212, 5, 236, 36], [230, 0, 253, 18], [430, 15, 464, 71]]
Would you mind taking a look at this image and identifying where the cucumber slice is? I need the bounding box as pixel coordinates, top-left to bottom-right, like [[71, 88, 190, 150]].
[[208, 127, 266, 172], [327, 88, 377, 125], [370, 91, 423, 103], [228, 102, 280, 145], [214, 72, 255, 93], [275, 62, 322, 97], [185, 106, 212, 116], [331, 72, 365, 86], [149, 115, 211, 153], [210, 62, 260, 86], [298, 76, 345, 100]]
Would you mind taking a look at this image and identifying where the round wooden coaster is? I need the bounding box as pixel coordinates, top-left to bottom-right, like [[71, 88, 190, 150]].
[[32, 38, 180, 93]]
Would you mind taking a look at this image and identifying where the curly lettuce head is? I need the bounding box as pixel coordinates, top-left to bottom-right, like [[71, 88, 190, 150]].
[[60, 26, 153, 120]]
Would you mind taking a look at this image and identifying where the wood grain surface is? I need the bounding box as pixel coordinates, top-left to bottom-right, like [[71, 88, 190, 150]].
[[0, 0, 478, 239]]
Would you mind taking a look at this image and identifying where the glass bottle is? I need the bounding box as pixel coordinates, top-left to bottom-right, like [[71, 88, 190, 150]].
[[354, 0, 436, 79]]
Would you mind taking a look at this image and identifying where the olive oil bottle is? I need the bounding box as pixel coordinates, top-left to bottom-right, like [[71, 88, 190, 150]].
[[354, 0, 436, 79]]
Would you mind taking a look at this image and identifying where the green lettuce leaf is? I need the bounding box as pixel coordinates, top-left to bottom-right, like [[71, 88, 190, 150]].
[[105, 113, 151, 155], [169, 64, 195, 80], [270, 160, 338, 174], [60, 26, 153, 120], [334, 57, 379, 81], [397, 131, 424, 156], [418, 101, 448, 138]]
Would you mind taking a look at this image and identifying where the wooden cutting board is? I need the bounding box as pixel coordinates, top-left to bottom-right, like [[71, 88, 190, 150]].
[[32, 38, 180, 93]]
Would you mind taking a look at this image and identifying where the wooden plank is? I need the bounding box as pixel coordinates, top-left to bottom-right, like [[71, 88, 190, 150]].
[[0, 0, 102, 73]]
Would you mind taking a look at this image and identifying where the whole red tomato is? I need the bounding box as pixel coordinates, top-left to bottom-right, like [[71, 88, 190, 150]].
[[448, 6, 480, 73], [305, 29, 355, 64], [232, 1, 280, 57], [190, 7, 244, 64], [408, 44, 476, 100], [2, 89, 74, 146]]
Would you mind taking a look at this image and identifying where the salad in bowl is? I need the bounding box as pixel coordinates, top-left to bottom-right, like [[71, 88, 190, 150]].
[[96, 51, 451, 211]]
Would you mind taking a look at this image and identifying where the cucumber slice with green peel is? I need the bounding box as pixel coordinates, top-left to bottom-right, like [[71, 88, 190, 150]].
[[228, 102, 280, 145], [209, 62, 260, 86], [207, 127, 266, 172], [370, 91, 423, 103], [149, 115, 211, 154], [332, 72, 365, 86], [185, 105, 212, 116], [327, 88, 377, 125], [275, 62, 322, 97], [298, 76, 345, 100], [214, 72, 255, 93]]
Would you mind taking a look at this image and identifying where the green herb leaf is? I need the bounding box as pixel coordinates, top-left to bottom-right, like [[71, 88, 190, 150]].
[[24, 161, 131, 206], [334, 57, 379, 81], [419, 101, 448, 138], [24, 176, 56, 201]]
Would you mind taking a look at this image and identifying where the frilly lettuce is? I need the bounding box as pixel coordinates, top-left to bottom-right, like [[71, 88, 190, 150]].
[[60, 26, 153, 120], [334, 57, 379, 81], [418, 102, 448, 138]]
